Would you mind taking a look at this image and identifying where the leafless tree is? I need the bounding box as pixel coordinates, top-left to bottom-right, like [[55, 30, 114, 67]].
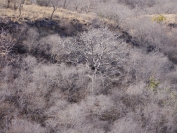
[[60, 28, 130, 96], [49, 0, 60, 19]]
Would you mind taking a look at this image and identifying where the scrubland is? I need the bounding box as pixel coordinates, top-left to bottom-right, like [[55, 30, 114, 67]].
[[0, 0, 177, 133]]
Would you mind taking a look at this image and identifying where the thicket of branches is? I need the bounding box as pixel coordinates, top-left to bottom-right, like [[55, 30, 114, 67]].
[[0, 23, 177, 132], [1, 0, 177, 133]]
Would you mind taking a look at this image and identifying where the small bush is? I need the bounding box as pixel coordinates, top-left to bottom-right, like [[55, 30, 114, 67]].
[[152, 14, 167, 23], [149, 77, 159, 91]]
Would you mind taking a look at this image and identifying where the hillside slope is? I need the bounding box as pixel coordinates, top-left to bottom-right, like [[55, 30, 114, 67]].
[[1, 1, 177, 133]]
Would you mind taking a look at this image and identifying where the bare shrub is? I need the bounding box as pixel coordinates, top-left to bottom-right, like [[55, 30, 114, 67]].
[[8, 118, 45, 133], [124, 17, 175, 54], [0, 102, 17, 132], [109, 116, 141, 133], [0, 29, 17, 67], [126, 81, 146, 96], [139, 103, 173, 132], [25, 28, 39, 49], [35, 34, 66, 62], [32, 64, 61, 95], [32, 63, 90, 103], [123, 15, 177, 70], [128, 49, 174, 83], [22, 55, 37, 68], [45, 94, 113, 132], [56, 64, 90, 102], [96, 1, 134, 25]]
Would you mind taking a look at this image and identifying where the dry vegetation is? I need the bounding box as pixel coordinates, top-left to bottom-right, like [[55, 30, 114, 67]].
[[0, 0, 177, 133]]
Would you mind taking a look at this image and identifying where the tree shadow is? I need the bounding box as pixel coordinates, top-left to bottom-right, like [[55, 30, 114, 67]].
[[0, 17, 88, 37], [26, 18, 87, 37]]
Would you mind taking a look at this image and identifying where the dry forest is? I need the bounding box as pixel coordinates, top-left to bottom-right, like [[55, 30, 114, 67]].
[[0, 0, 177, 133]]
